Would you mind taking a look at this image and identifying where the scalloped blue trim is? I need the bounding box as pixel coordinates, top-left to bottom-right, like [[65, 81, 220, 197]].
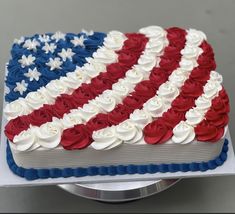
[[6, 139, 229, 181]]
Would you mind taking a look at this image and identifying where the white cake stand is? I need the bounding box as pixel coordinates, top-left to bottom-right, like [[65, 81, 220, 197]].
[[58, 179, 180, 202]]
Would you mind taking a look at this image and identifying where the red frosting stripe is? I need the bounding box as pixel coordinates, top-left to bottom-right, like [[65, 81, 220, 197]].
[[5, 34, 148, 142], [61, 27, 187, 150], [143, 41, 216, 144], [195, 88, 230, 142]]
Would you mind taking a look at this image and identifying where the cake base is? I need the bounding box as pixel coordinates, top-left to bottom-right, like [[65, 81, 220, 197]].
[[58, 179, 180, 202]]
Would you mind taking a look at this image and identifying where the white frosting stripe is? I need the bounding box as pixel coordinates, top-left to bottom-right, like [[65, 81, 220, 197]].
[[172, 71, 223, 144], [91, 28, 206, 150], [4, 31, 127, 121], [12, 26, 169, 151]]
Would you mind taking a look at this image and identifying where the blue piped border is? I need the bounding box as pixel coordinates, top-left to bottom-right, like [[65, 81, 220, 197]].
[[6, 139, 229, 181]]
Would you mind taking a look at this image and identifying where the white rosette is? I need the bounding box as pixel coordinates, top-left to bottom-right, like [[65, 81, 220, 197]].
[[210, 70, 223, 84], [203, 80, 222, 99], [93, 91, 117, 112], [60, 110, 83, 129], [82, 61, 106, 78], [25, 91, 51, 109], [195, 95, 212, 113], [4, 98, 31, 120], [116, 120, 143, 144], [125, 67, 144, 84], [180, 46, 203, 59], [172, 121, 195, 144], [45, 79, 68, 98], [139, 26, 166, 39], [157, 81, 179, 105], [92, 47, 117, 64], [168, 69, 187, 88], [129, 109, 152, 128], [77, 102, 100, 121], [35, 119, 63, 149], [137, 52, 157, 72], [143, 96, 165, 118], [12, 128, 38, 152], [104, 31, 127, 50], [186, 29, 207, 47], [185, 108, 204, 126], [91, 126, 122, 150]]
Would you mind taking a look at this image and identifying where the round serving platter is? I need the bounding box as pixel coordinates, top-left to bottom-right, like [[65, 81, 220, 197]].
[[58, 179, 180, 202]]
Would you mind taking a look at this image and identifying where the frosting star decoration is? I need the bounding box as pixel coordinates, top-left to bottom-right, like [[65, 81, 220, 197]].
[[4, 27, 229, 153], [18, 55, 36, 68], [24, 68, 41, 81], [58, 48, 75, 61], [46, 57, 63, 70], [42, 43, 57, 53], [13, 80, 28, 95], [71, 35, 86, 47]]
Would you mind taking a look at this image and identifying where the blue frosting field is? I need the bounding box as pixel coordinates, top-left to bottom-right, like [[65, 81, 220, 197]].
[[6, 139, 229, 181], [5, 32, 106, 102]]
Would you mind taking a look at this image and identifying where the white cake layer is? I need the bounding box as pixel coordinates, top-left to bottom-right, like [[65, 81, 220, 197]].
[[10, 135, 225, 169]]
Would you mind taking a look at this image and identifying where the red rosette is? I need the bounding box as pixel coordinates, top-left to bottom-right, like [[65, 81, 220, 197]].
[[122, 92, 147, 111], [197, 55, 216, 70], [181, 79, 203, 98], [144, 119, 173, 144], [189, 67, 210, 83], [205, 108, 229, 128], [28, 104, 54, 126], [90, 73, 114, 95], [200, 41, 214, 58], [166, 27, 187, 47], [108, 104, 132, 125], [195, 120, 224, 142], [118, 52, 139, 67], [73, 83, 96, 106], [163, 45, 182, 59], [171, 95, 195, 112], [219, 88, 230, 106], [52, 94, 77, 118], [106, 63, 127, 81], [122, 33, 148, 53], [134, 80, 157, 98], [161, 109, 185, 128], [211, 96, 230, 114], [86, 113, 111, 132], [159, 56, 180, 72], [149, 67, 168, 87], [5, 115, 30, 141], [61, 124, 92, 150]]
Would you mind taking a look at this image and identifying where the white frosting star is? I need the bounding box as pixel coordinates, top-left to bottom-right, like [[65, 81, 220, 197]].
[[24, 68, 41, 81], [46, 57, 63, 70], [13, 36, 25, 45], [18, 54, 36, 68], [23, 39, 40, 51], [14, 80, 28, 95], [82, 29, 94, 36], [58, 48, 75, 61], [38, 34, 50, 43], [51, 31, 66, 42], [71, 35, 86, 47], [42, 43, 57, 54]]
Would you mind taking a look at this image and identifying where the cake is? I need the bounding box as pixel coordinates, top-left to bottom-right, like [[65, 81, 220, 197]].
[[3, 26, 230, 180]]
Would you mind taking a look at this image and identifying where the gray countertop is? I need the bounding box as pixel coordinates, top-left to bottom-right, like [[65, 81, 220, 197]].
[[0, 0, 234, 212]]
